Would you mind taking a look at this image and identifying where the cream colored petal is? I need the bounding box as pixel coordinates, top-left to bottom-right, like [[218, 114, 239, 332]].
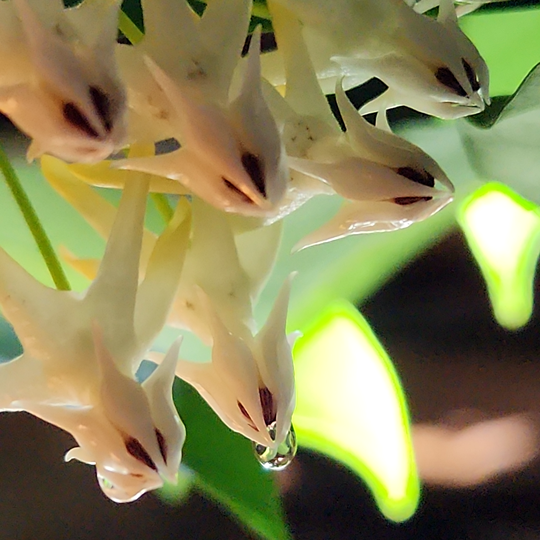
[[85, 177, 150, 333], [142, 338, 185, 482], [15, 0, 107, 136], [0, 247, 78, 359], [229, 27, 288, 207], [0, 83, 118, 163], [256, 275, 296, 446], [198, 0, 251, 93], [117, 149, 265, 215], [0, 353, 51, 410], [268, 0, 335, 125], [135, 199, 191, 349], [94, 324, 166, 472], [142, 57, 273, 210], [68, 160, 189, 194], [140, 0, 200, 76], [65, 0, 121, 52], [335, 84, 454, 192], [185, 288, 274, 446], [288, 156, 441, 200], [295, 196, 453, 250], [169, 198, 253, 343], [234, 219, 283, 301]]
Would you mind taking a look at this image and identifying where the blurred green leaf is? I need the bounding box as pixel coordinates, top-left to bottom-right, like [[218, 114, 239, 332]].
[[466, 62, 540, 128], [457, 182, 540, 329], [293, 301, 420, 522], [459, 63, 540, 204], [174, 381, 291, 540], [461, 6, 540, 96]]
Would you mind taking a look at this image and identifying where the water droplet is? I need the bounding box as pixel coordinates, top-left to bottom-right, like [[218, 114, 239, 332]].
[[98, 473, 115, 491], [253, 422, 297, 471]]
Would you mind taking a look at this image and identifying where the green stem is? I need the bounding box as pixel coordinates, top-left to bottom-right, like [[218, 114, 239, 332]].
[[151, 193, 174, 224], [0, 146, 71, 291], [118, 10, 144, 45], [252, 3, 271, 20]]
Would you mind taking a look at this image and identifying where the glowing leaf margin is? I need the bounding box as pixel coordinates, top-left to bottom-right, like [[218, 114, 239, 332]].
[[293, 301, 420, 522]]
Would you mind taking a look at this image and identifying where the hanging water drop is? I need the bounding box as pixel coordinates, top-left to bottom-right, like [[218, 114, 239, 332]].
[[253, 422, 297, 471]]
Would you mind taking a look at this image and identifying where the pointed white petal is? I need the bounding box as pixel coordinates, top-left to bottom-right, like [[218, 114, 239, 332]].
[[234, 219, 283, 301], [256, 274, 296, 445], [143, 338, 185, 482], [229, 27, 288, 206], [85, 177, 150, 337], [93, 324, 166, 472], [144, 57, 273, 210], [335, 83, 454, 192], [0, 354, 50, 410], [199, 0, 250, 92], [197, 288, 271, 440], [169, 199, 253, 343], [288, 156, 441, 200], [135, 199, 191, 348], [269, 0, 335, 125], [0, 248, 77, 360], [295, 196, 453, 250]]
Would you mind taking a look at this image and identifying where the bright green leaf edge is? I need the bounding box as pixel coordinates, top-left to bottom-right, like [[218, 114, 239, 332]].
[[466, 62, 540, 129], [457, 182, 540, 329], [293, 301, 420, 523]]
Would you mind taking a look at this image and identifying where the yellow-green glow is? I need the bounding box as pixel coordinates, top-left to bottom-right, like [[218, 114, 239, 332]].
[[293, 302, 419, 522], [458, 183, 540, 330]]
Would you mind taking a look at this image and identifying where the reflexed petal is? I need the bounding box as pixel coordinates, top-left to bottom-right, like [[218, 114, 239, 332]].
[[135, 199, 191, 349], [142, 338, 185, 482], [169, 198, 253, 343], [295, 196, 453, 250]]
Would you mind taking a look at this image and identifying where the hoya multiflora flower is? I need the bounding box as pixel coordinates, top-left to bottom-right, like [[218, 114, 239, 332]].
[[0, 0, 127, 162], [263, 2, 453, 248], [164, 276, 297, 459], [115, 0, 288, 216], [42, 158, 293, 453], [409, 0, 511, 17], [263, 0, 489, 119], [0, 176, 191, 502], [40, 157, 283, 346], [0, 0, 490, 502]]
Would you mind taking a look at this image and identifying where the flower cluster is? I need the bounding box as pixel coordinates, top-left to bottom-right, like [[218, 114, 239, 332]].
[[0, 0, 489, 500]]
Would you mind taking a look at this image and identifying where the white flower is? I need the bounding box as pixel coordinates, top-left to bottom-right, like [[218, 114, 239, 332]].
[[171, 276, 296, 449], [262, 4, 453, 247], [116, 0, 288, 216], [168, 198, 283, 344], [0, 0, 127, 162], [263, 0, 489, 119], [410, 0, 510, 17], [0, 176, 190, 501], [40, 156, 283, 346]]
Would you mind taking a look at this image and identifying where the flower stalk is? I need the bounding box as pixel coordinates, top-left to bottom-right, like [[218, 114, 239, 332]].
[[0, 144, 70, 291]]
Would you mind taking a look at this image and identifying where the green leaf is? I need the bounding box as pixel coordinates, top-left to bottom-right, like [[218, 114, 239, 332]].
[[460, 6, 540, 96], [466, 62, 540, 129], [293, 301, 420, 522], [174, 381, 292, 540], [457, 182, 540, 329], [459, 63, 540, 204]]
